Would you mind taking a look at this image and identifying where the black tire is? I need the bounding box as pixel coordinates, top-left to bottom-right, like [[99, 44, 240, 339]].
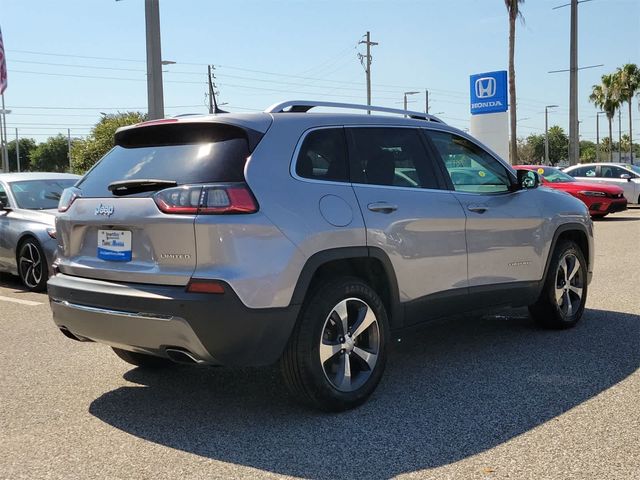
[[529, 240, 588, 329], [112, 347, 174, 368], [280, 276, 389, 412], [17, 238, 48, 292]]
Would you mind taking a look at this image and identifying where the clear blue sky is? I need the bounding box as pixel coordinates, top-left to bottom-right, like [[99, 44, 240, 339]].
[[1, 0, 639, 143]]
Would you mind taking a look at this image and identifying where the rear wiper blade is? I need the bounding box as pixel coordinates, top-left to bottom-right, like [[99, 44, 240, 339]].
[[108, 179, 177, 196]]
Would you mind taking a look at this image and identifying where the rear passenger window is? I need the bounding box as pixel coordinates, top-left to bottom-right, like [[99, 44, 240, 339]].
[[570, 166, 596, 177], [347, 127, 439, 189], [295, 128, 349, 182]]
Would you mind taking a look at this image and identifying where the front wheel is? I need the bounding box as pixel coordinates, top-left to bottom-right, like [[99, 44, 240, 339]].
[[17, 239, 48, 292], [280, 277, 389, 412], [529, 240, 588, 329]]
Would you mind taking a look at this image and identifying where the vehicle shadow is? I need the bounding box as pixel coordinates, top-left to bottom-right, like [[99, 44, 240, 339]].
[[89, 308, 639, 479], [0, 272, 28, 292]]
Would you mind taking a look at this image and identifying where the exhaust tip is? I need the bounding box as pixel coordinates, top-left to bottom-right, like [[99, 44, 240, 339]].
[[165, 347, 202, 365], [58, 326, 93, 342]]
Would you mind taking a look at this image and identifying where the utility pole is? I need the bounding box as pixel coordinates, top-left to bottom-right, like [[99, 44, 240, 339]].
[[403, 91, 419, 117], [207, 65, 215, 114], [545, 105, 558, 164], [206, 65, 226, 114], [568, 0, 579, 166], [358, 31, 378, 114], [15, 128, 19, 172], [145, 0, 164, 119], [425, 90, 429, 114]]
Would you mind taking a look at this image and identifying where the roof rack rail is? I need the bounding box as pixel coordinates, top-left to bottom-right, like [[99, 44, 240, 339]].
[[264, 100, 444, 123]]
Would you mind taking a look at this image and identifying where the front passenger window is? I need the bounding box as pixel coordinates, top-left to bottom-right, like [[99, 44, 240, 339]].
[[427, 131, 512, 194]]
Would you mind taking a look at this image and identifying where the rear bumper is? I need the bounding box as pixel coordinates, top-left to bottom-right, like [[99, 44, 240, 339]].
[[47, 273, 299, 367]]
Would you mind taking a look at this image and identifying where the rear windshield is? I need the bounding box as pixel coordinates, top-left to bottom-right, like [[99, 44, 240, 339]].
[[77, 123, 257, 197], [10, 179, 78, 210]]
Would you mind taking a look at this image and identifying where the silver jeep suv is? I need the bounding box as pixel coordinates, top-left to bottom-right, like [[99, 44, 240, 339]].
[[49, 100, 594, 411]]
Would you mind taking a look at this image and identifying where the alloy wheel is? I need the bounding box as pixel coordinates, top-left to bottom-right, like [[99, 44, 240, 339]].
[[19, 242, 43, 290], [319, 297, 380, 392], [555, 252, 584, 317]]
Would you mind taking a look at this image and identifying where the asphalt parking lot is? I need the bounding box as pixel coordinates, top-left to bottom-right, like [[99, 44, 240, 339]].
[[1, 209, 639, 480]]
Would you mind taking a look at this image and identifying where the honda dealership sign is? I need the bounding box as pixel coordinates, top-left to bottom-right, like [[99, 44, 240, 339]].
[[470, 70, 507, 115]]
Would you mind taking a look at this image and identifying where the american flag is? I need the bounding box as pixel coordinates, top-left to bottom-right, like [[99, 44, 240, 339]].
[[0, 27, 7, 94]]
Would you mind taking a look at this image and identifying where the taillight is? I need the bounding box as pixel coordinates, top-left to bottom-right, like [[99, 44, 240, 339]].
[[58, 187, 81, 213], [153, 183, 258, 215]]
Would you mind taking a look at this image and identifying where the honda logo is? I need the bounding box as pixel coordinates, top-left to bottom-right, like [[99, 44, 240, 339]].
[[475, 77, 496, 99]]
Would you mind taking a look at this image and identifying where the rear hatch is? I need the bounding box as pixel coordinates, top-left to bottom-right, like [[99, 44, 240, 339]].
[[55, 118, 269, 286]]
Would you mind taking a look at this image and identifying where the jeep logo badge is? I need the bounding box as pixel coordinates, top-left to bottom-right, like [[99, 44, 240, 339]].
[[95, 204, 114, 217]]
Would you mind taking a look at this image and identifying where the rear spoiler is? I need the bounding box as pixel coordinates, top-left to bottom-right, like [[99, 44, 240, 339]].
[[114, 121, 265, 152]]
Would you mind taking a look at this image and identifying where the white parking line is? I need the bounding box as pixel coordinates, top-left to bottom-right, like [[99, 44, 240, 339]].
[[0, 295, 43, 306]]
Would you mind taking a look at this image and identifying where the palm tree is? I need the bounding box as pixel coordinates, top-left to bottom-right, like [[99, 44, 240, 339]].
[[589, 74, 620, 162], [504, 0, 525, 164], [614, 64, 640, 162]]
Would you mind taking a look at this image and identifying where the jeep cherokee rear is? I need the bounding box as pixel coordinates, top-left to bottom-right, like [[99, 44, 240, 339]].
[[49, 100, 594, 412]]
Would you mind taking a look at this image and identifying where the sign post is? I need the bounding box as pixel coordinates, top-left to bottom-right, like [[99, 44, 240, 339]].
[[469, 70, 510, 163]]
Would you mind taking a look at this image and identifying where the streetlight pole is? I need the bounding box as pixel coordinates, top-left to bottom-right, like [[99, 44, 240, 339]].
[[545, 105, 558, 164], [596, 111, 605, 161], [145, 0, 164, 119], [15, 128, 19, 172], [403, 91, 419, 117]]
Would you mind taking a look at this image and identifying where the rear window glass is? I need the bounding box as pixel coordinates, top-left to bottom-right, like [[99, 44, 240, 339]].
[[10, 179, 78, 210], [77, 124, 255, 197]]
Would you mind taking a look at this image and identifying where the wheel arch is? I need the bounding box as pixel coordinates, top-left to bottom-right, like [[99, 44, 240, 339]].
[[290, 247, 404, 329], [543, 223, 592, 283]]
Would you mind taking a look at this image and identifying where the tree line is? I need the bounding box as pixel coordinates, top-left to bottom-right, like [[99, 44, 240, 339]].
[[4, 112, 146, 174], [589, 64, 639, 162], [517, 126, 639, 166]]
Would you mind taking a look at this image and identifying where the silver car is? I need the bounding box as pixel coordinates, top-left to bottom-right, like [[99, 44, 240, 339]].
[[563, 162, 640, 204], [0, 172, 80, 291], [48, 101, 593, 411]]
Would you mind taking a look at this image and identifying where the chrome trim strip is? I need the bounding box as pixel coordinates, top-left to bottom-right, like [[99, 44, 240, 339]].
[[50, 298, 175, 321]]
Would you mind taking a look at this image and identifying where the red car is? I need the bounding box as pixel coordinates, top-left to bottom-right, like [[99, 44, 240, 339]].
[[516, 165, 627, 218]]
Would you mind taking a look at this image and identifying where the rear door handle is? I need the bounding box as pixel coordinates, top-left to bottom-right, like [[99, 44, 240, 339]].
[[367, 202, 398, 214], [467, 204, 488, 213]]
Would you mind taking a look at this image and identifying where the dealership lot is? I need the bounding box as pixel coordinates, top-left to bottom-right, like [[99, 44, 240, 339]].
[[1, 210, 638, 480]]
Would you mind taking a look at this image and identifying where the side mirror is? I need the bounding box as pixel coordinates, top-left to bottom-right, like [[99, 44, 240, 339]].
[[517, 169, 540, 190], [0, 199, 9, 211], [620, 173, 632, 181]]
